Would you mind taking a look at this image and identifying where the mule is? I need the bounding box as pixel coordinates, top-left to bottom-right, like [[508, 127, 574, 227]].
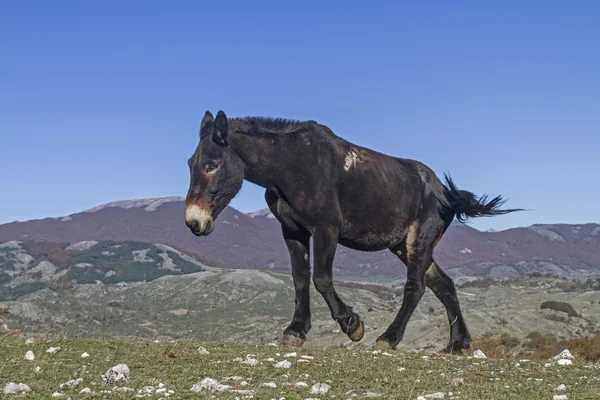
[[185, 110, 522, 353]]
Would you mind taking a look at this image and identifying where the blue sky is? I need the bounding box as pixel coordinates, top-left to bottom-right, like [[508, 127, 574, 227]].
[[1, 1, 598, 231]]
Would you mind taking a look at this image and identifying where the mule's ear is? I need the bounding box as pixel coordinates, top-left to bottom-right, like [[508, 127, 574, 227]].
[[213, 110, 229, 146], [200, 111, 214, 140]]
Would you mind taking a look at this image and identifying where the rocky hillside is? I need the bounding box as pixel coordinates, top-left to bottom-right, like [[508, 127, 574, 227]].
[[3, 268, 600, 353], [0, 240, 206, 301], [0, 197, 598, 280]]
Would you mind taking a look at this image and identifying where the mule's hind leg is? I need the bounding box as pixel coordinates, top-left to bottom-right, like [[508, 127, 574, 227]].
[[313, 224, 364, 342], [375, 220, 435, 350], [425, 261, 471, 353]]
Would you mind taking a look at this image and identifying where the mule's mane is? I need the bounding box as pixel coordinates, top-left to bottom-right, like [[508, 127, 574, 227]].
[[230, 116, 314, 135]]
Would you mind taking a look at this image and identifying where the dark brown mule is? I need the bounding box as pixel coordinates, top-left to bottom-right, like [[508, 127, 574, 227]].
[[185, 110, 522, 353]]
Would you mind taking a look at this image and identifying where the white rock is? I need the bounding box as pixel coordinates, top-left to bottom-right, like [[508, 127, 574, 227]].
[[275, 360, 292, 369], [114, 387, 135, 392], [310, 383, 330, 394], [197, 346, 210, 355], [452, 378, 464, 386], [25, 338, 35, 345], [283, 352, 297, 358], [52, 392, 65, 397], [102, 364, 130, 385], [244, 358, 259, 366], [80, 388, 91, 393], [3, 383, 32, 394], [423, 392, 445, 399], [555, 384, 567, 391], [301, 355, 314, 359], [557, 359, 573, 366], [60, 378, 83, 389], [554, 396, 568, 400], [24, 351, 35, 361], [46, 347, 61, 354], [81, 352, 90, 358], [262, 382, 277, 388], [294, 382, 308, 388], [266, 357, 276, 362], [190, 378, 231, 393], [35, 366, 42, 374], [142, 386, 155, 393], [471, 349, 487, 358], [156, 388, 166, 393], [365, 392, 383, 397], [554, 350, 574, 360]]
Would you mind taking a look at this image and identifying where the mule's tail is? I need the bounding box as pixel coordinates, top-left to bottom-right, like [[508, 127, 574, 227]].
[[441, 173, 524, 223]]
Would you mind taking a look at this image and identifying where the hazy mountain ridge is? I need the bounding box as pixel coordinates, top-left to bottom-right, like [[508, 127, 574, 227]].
[[0, 197, 598, 280]]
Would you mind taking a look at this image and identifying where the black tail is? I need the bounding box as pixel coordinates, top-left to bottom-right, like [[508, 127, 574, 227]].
[[441, 173, 524, 223]]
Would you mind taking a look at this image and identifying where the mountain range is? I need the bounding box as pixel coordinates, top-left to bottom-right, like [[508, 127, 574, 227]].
[[1, 197, 599, 280]]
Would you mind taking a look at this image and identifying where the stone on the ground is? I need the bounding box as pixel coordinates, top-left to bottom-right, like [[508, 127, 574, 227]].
[[190, 378, 231, 393], [60, 378, 83, 389], [102, 364, 130, 385], [197, 346, 210, 355], [3, 383, 32, 394], [555, 384, 567, 391], [310, 383, 330, 394], [452, 378, 465, 386], [471, 349, 486, 359], [557, 359, 573, 366], [25, 338, 35, 345], [81, 352, 90, 358], [275, 360, 291, 368], [46, 347, 61, 354], [35, 366, 42, 374], [554, 350, 574, 360], [24, 350, 35, 361]]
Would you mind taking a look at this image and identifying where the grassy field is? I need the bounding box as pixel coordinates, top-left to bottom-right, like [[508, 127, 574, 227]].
[[1, 335, 600, 399]]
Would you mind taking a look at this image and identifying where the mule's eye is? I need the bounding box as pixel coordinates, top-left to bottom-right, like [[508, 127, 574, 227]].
[[206, 164, 218, 173]]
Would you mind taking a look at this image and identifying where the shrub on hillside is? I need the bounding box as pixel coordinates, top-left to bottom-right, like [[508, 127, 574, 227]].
[[469, 333, 521, 358], [540, 300, 579, 317], [556, 280, 578, 292], [459, 278, 496, 289], [526, 333, 559, 349], [545, 314, 567, 323], [519, 335, 600, 362]]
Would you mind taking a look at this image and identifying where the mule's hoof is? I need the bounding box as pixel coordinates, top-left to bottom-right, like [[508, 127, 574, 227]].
[[444, 339, 471, 355], [280, 333, 305, 348], [374, 339, 394, 351], [348, 320, 365, 342]]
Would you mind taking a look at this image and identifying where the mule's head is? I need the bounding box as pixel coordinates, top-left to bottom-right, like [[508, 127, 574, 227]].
[[185, 110, 244, 236]]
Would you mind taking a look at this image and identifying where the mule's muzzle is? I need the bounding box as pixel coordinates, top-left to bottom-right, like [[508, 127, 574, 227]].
[[185, 204, 214, 236], [186, 218, 214, 236]]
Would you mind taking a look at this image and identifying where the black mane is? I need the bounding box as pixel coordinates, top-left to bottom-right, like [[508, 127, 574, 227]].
[[230, 116, 314, 135]]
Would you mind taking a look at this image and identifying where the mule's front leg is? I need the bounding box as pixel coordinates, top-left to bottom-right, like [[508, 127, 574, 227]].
[[280, 226, 312, 347], [313, 225, 364, 342]]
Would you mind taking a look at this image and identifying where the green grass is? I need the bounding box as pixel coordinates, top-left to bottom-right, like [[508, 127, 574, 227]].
[[2, 336, 600, 399]]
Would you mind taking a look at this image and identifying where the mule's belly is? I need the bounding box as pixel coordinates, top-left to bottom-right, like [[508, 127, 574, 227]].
[[338, 217, 410, 252]]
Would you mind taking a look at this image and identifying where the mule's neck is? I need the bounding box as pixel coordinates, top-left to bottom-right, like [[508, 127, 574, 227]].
[[227, 126, 289, 190]]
